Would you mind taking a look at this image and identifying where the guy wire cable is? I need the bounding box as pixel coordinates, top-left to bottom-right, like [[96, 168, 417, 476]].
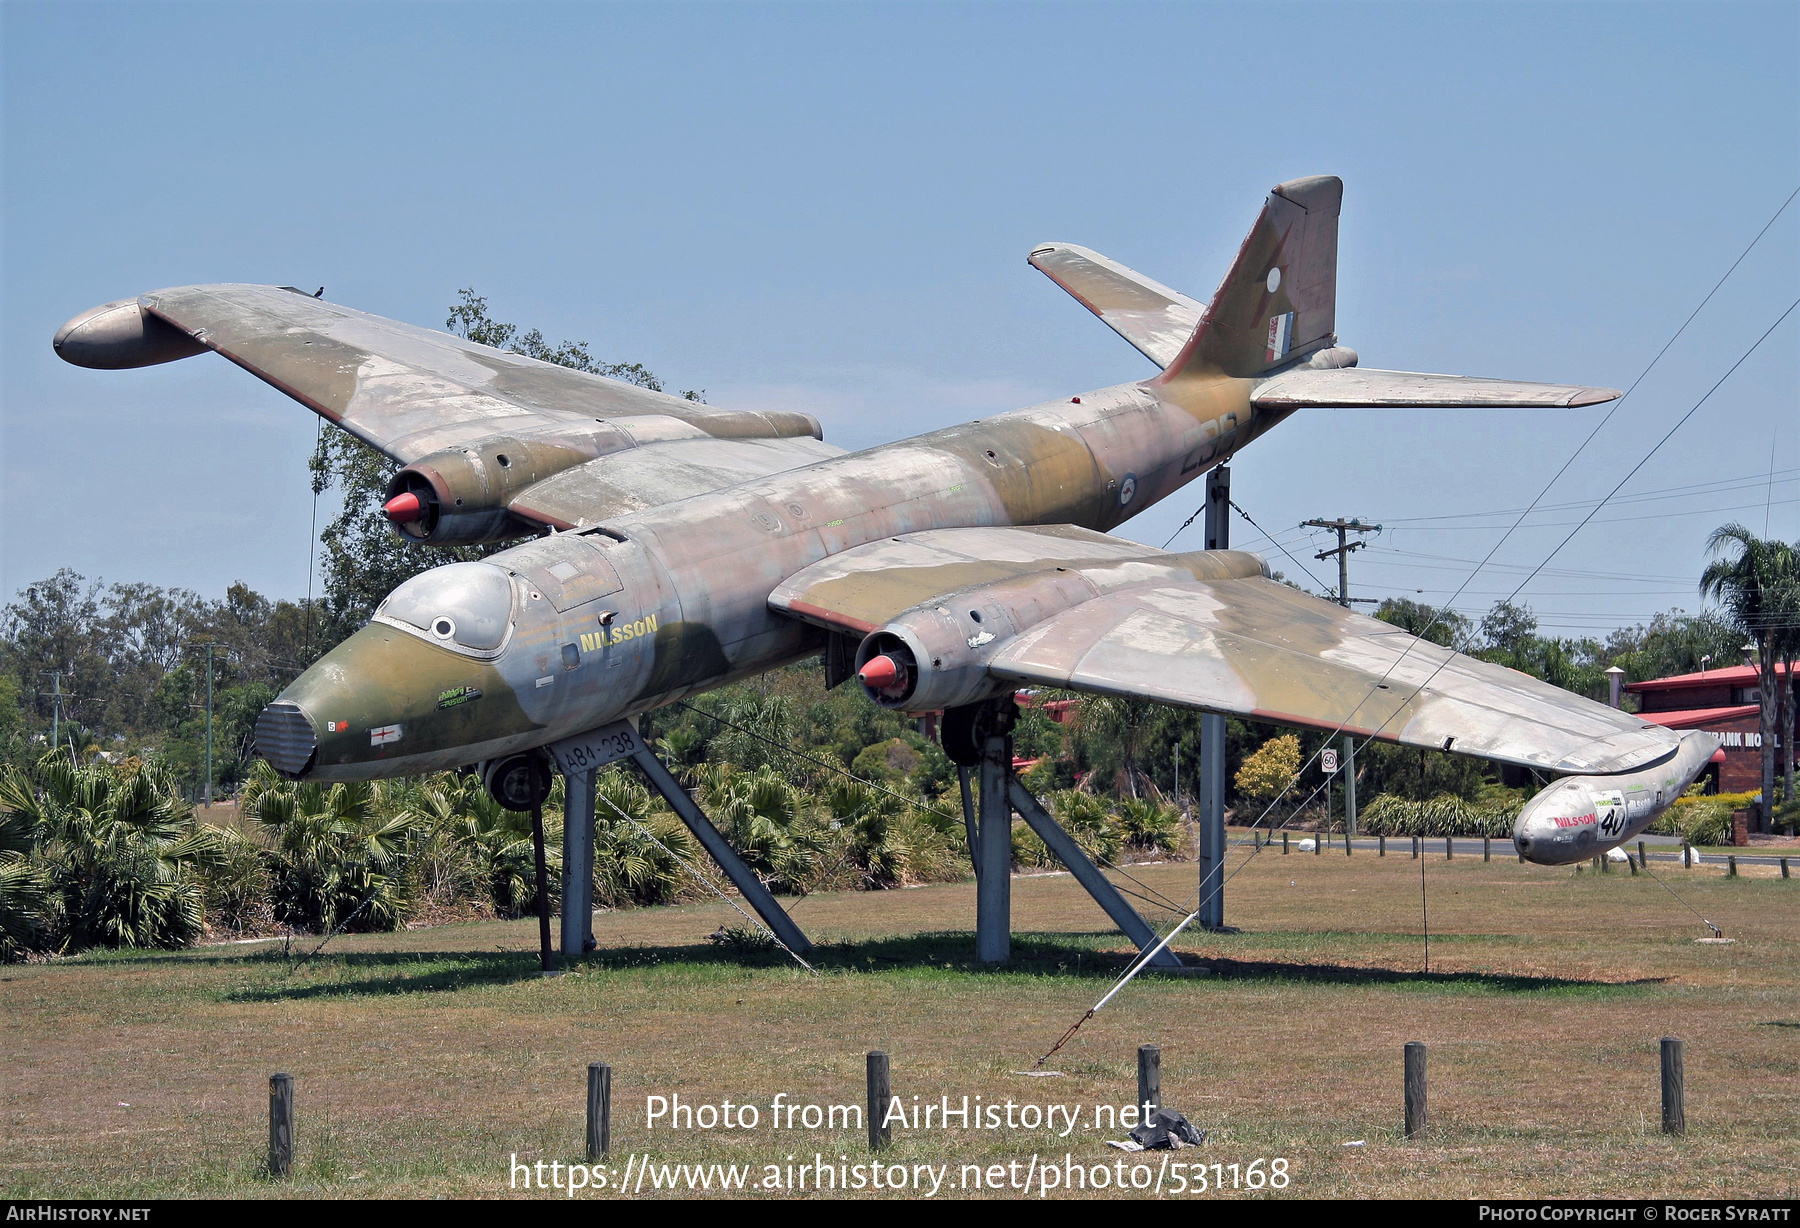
[[594, 788, 816, 972], [1032, 199, 1798, 1063], [1162, 290, 1799, 951], [674, 699, 1190, 914]]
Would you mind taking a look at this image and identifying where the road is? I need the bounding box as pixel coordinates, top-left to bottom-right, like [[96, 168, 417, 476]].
[[1239, 830, 1796, 869]]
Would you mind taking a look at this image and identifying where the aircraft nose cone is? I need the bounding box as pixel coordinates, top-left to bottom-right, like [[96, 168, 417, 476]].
[[255, 700, 319, 777]]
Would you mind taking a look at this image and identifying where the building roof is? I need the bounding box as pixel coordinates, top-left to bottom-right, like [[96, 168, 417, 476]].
[[1624, 660, 1790, 693], [1633, 704, 1758, 729]]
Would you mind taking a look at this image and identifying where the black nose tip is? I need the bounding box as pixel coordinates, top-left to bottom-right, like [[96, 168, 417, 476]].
[[255, 701, 318, 777]]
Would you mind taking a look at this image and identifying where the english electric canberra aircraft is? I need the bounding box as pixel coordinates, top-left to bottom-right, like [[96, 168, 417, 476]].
[[57, 176, 1713, 928]]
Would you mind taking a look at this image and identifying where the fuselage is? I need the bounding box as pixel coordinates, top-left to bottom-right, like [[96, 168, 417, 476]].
[[266, 368, 1287, 780]]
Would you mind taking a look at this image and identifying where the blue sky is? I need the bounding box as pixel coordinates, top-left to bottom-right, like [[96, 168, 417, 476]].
[[4, 1, 1795, 641]]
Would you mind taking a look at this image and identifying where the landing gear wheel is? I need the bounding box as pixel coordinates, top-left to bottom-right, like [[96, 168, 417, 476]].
[[940, 697, 1019, 767], [484, 752, 553, 810]]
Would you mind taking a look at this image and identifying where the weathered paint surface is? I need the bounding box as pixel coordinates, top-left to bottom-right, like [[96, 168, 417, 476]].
[[59, 174, 1698, 863]]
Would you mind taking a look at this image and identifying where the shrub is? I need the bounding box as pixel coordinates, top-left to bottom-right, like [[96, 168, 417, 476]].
[[1649, 793, 1740, 847], [1358, 793, 1519, 838], [0, 756, 219, 952], [1235, 735, 1301, 811], [590, 769, 698, 908], [1116, 797, 1181, 854], [243, 763, 418, 933]]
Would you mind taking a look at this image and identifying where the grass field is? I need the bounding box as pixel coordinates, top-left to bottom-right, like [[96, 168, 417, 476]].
[[4, 838, 1797, 1200]]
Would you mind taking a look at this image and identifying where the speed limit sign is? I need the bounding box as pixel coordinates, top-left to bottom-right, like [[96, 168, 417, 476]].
[[1321, 748, 1339, 774]]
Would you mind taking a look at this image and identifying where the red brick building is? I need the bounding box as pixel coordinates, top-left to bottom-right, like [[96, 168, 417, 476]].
[[1624, 662, 1792, 795]]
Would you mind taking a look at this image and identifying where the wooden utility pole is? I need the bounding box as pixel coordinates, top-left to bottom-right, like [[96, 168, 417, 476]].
[[1304, 517, 1381, 837]]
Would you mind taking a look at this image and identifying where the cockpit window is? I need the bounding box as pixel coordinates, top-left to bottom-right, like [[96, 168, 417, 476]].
[[376, 562, 515, 653]]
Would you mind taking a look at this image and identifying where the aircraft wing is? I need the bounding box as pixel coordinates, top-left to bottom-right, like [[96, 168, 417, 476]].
[[58, 283, 821, 464], [771, 526, 1678, 776], [1251, 367, 1620, 409], [507, 435, 842, 530], [1028, 244, 1205, 369]]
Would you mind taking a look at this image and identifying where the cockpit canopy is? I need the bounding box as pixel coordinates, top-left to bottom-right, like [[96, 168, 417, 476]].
[[374, 562, 516, 654]]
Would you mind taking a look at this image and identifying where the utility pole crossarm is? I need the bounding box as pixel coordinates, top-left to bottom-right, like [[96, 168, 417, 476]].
[[1301, 517, 1382, 609]]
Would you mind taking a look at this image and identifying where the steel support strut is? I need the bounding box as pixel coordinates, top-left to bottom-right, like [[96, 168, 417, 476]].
[[560, 766, 598, 956], [631, 747, 814, 955], [1199, 463, 1230, 930], [1008, 777, 1184, 968], [976, 730, 1013, 964]]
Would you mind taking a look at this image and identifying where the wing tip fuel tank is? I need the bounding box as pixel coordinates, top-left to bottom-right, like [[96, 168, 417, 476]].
[[54, 298, 208, 370]]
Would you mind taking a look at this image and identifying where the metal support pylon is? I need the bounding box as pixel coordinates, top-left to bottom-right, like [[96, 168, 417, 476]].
[[976, 728, 1013, 964], [1199, 464, 1230, 930], [561, 766, 598, 956]]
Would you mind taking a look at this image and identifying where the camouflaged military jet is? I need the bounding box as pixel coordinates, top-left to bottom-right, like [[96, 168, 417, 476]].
[[57, 176, 1714, 957]]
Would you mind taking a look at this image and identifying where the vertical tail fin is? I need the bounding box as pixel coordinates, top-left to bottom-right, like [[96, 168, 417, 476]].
[[1158, 174, 1342, 382]]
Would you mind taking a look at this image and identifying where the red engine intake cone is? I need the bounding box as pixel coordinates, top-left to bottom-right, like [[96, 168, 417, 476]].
[[857, 654, 903, 690], [382, 491, 425, 523]]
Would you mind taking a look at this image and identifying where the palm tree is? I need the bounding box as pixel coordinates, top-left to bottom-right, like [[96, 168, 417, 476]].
[[0, 783, 53, 959], [0, 755, 219, 951], [1772, 538, 1800, 810], [241, 761, 417, 932], [1700, 524, 1799, 814]]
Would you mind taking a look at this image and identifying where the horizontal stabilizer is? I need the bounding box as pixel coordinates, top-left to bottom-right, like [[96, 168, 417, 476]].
[[1253, 367, 1620, 409], [1028, 244, 1205, 369]]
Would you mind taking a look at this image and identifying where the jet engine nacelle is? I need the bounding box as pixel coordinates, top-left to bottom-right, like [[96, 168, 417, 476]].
[[852, 567, 1101, 712], [384, 410, 829, 546], [384, 438, 585, 545], [854, 619, 1011, 714]]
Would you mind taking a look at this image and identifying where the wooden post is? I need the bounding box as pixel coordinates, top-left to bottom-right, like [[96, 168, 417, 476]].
[[1483, 835, 1491, 862], [586, 1062, 611, 1160], [1629, 854, 1638, 876], [1379, 833, 1386, 857], [1314, 831, 1322, 855], [1639, 840, 1647, 869], [1404, 1042, 1427, 1139], [1412, 835, 1420, 860], [1602, 851, 1612, 873], [867, 1051, 891, 1150], [1728, 855, 1737, 878], [1661, 1037, 1685, 1135], [1137, 1044, 1161, 1115], [1446, 837, 1454, 860], [268, 1072, 294, 1178], [1782, 857, 1790, 879], [1684, 843, 1692, 869], [1282, 831, 1289, 855]]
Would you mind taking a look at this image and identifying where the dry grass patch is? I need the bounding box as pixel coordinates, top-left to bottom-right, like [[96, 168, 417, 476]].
[[2, 846, 1796, 1199]]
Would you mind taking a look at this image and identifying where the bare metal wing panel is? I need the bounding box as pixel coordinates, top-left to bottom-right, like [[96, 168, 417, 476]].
[[1027, 244, 1205, 369], [123, 284, 820, 463], [1251, 367, 1620, 409]]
